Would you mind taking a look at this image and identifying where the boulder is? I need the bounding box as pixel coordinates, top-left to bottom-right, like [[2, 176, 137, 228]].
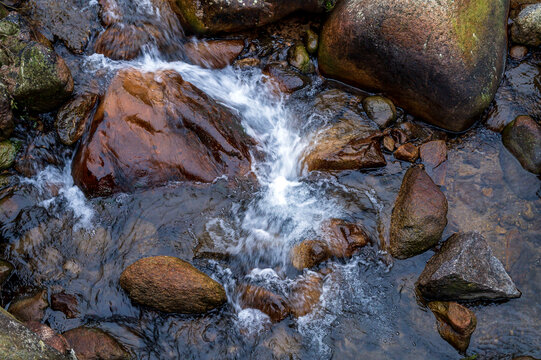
[[394, 143, 419, 163], [428, 301, 476, 352], [362, 96, 397, 129], [318, 0, 509, 132], [184, 39, 244, 69], [51, 292, 79, 319], [8, 289, 48, 323], [168, 0, 336, 34], [502, 115, 541, 175], [119, 256, 227, 313], [63, 327, 130, 360], [24, 321, 70, 355], [55, 93, 99, 146], [417, 232, 521, 301], [0, 307, 69, 359], [389, 166, 448, 259], [238, 284, 290, 322], [511, 4, 541, 46], [0, 140, 18, 170], [420, 140, 447, 186], [72, 69, 253, 196], [291, 240, 331, 270], [0, 259, 13, 285]]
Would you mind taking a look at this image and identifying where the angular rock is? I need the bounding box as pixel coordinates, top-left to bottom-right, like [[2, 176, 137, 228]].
[[263, 65, 309, 93], [72, 69, 253, 196], [51, 292, 79, 319], [0, 140, 18, 170], [119, 256, 227, 313], [169, 0, 336, 34], [362, 96, 397, 129], [394, 143, 419, 163], [389, 166, 448, 259], [323, 218, 370, 258], [0, 259, 13, 285], [288, 273, 323, 317], [63, 327, 130, 360], [417, 232, 522, 301], [0, 307, 69, 360], [8, 289, 48, 323], [502, 115, 541, 175], [318, 0, 509, 132], [184, 39, 244, 69], [24, 321, 70, 355], [290, 240, 331, 270], [55, 93, 99, 146], [420, 140, 448, 186], [428, 301, 477, 352], [511, 4, 541, 47], [239, 284, 290, 322]]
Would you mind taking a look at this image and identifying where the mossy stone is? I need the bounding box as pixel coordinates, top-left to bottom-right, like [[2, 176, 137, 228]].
[[0, 139, 18, 170]]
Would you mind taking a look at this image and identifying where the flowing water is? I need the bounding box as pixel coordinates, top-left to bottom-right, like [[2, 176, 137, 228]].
[[1, 0, 540, 359]]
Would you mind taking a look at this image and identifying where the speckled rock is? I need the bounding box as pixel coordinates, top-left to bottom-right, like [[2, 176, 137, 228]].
[[417, 232, 522, 301], [502, 115, 541, 175], [55, 93, 99, 146], [288, 44, 314, 73], [0, 140, 18, 170], [63, 327, 130, 360], [511, 4, 541, 46], [24, 322, 70, 355], [8, 289, 48, 323]]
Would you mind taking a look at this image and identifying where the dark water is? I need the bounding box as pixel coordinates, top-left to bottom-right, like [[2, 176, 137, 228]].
[[1, 0, 540, 359]]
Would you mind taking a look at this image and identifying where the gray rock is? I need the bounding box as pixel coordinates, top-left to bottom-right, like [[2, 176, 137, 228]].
[[511, 4, 541, 46], [362, 96, 397, 129], [417, 232, 521, 301], [502, 115, 541, 175]]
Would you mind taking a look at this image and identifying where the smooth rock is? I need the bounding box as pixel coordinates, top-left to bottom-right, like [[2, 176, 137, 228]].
[[509, 45, 528, 60], [0, 259, 13, 285], [24, 321, 70, 355], [318, 0, 509, 132], [55, 93, 99, 146], [420, 140, 448, 186], [394, 143, 419, 163], [51, 292, 79, 319], [511, 4, 541, 47], [63, 327, 130, 360], [417, 232, 522, 301], [304, 28, 319, 55], [323, 218, 371, 258], [263, 65, 310, 93], [0, 140, 18, 170], [184, 39, 244, 69], [119, 256, 227, 313], [389, 166, 448, 259], [288, 273, 323, 317], [362, 96, 397, 129], [290, 240, 331, 270], [8, 289, 48, 323], [239, 284, 290, 322], [428, 301, 477, 352], [502, 115, 541, 175], [72, 69, 253, 196], [288, 44, 313, 74]]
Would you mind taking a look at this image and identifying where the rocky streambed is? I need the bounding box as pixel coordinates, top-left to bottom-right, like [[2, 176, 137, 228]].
[[0, 0, 540, 359]]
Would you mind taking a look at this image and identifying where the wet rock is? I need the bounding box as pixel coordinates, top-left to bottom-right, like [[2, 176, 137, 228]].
[[72, 69, 253, 196], [389, 166, 448, 259], [169, 0, 335, 34], [362, 96, 397, 129], [511, 4, 541, 47], [63, 327, 130, 360], [398, 121, 447, 143], [24, 0, 101, 53], [394, 143, 419, 163], [318, 0, 508, 132], [98, 0, 123, 26], [502, 115, 541, 175], [24, 321, 70, 354], [0, 14, 73, 113], [0, 139, 18, 170], [291, 240, 331, 270], [55, 93, 99, 146], [234, 57, 261, 69], [263, 64, 310, 93], [119, 256, 226, 313], [0, 259, 13, 285], [184, 39, 244, 69], [239, 284, 290, 322], [15, 132, 62, 177], [304, 28, 319, 55], [288, 44, 313, 74], [51, 292, 79, 319], [303, 120, 385, 172], [0, 307, 69, 359], [420, 140, 448, 186], [383, 136, 396, 153], [254, 325, 302, 359], [8, 289, 48, 322], [94, 23, 158, 60], [0, 89, 14, 140], [510, 45, 528, 60], [428, 301, 476, 352], [417, 232, 521, 301], [323, 218, 371, 258], [288, 272, 323, 317]]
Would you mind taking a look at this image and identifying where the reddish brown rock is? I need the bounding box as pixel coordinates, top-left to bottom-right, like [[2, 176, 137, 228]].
[[428, 301, 477, 352], [184, 39, 244, 69], [25, 321, 70, 354], [290, 240, 331, 270], [323, 219, 371, 258], [94, 24, 160, 60], [239, 284, 290, 322], [51, 292, 79, 319], [63, 327, 130, 360], [72, 69, 253, 196], [510, 45, 528, 60], [394, 143, 419, 162], [119, 256, 226, 313], [420, 140, 448, 185], [389, 166, 448, 259], [288, 273, 323, 317], [8, 290, 48, 323], [382, 136, 396, 153], [55, 93, 98, 146], [263, 65, 310, 93]]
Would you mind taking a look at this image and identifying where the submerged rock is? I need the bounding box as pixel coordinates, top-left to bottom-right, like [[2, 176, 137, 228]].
[[389, 166, 448, 259], [184, 39, 244, 69], [362, 96, 397, 129], [51, 292, 79, 319], [8, 289, 48, 323], [511, 4, 541, 47], [119, 256, 227, 313], [55, 93, 99, 146], [72, 69, 253, 196], [288, 272, 323, 317], [502, 115, 541, 175], [428, 301, 476, 352], [420, 140, 447, 186], [63, 327, 130, 360], [417, 232, 521, 301], [323, 218, 371, 258], [239, 284, 290, 322], [291, 240, 331, 270], [0, 259, 13, 285], [318, 0, 509, 132], [24, 321, 70, 355]]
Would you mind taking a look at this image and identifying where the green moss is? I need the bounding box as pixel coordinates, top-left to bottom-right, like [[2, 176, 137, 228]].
[[0, 139, 18, 170], [323, 0, 337, 12], [451, 0, 494, 56]]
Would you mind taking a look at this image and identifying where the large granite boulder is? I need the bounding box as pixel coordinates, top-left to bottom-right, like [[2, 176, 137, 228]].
[[72, 69, 253, 196], [318, 0, 509, 132], [417, 232, 521, 301]]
